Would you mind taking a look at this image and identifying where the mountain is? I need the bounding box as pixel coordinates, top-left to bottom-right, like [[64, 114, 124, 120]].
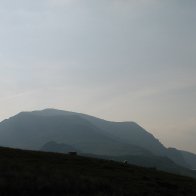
[[181, 150, 196, 170], [0, 110, 150, 156], [37, 109, 167, 155], [0, 108, 195, 170], [0, 146, 196, 196], [167, 148, 190, 168]]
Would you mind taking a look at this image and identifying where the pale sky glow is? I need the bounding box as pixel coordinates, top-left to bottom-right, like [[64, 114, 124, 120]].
[[0, 0, 196, 153]]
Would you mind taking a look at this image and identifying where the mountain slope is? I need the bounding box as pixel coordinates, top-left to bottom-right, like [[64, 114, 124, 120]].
[[0, 108, 192, 169], [166, 148, 190, 168], [39, 109, 194, 168], [30, 109, 191, 167], [181, 150, 196, 170], [0, 111, 150, 156], [38, 109, 167, 155]]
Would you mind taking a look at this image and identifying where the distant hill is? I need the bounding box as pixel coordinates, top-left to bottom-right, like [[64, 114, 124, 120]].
[[41, 141, 78, 154], [0, 108, 196, 171], [167, 148, 190, 168], [0, 146, 196, 196], [181, 150, 196, 170]]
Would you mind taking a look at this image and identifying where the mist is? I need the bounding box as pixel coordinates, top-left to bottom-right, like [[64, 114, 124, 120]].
[[0, 0, 196, 153]]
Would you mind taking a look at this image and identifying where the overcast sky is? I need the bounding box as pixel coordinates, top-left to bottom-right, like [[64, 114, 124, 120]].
[[0, 0, 196, 153]]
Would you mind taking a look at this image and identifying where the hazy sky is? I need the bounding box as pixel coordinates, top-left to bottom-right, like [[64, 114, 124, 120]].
[[0, 0, 196, 153]]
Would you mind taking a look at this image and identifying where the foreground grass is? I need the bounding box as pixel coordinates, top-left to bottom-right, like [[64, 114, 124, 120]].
[[0, 147, 196, 195]]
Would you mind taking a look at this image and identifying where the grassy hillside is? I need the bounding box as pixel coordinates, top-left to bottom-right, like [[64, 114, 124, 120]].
[[0, 147, 196, 195], [82, 153, 196, 179]]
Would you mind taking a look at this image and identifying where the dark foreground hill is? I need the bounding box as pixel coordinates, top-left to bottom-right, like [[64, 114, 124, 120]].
[[0, 147, 196, 196], [41, 141, 196, 179]]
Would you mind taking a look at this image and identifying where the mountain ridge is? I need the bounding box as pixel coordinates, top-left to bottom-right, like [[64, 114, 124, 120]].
[[0, 108, 195, 171]]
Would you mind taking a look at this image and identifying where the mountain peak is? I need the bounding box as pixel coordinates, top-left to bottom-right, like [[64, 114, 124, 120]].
[[1, 108, 195, 170]]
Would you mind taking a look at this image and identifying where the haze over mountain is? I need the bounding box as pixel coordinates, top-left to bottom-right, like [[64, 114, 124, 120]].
[[0, 0, 196, 155], [0, 109, 151, 156], [0, 108, 195, 174]]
